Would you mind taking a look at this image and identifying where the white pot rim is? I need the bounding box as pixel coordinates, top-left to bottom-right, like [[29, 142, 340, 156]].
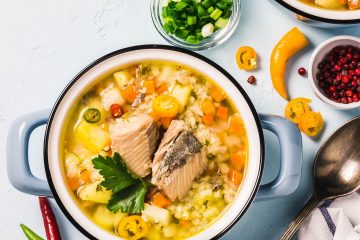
[[275, 0, 360, 24], [43, 45, 265, 240]]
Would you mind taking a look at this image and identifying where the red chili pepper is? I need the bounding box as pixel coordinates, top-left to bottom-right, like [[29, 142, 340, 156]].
[[38, 197, 62, 240]]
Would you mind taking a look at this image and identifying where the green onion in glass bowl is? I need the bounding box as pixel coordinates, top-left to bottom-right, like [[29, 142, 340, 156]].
[[150, 0, 241, 51]]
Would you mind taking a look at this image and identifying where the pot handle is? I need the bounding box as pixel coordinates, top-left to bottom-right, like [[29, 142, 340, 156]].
[[255, 114, 302, 201], [7, 110, 52, 197]]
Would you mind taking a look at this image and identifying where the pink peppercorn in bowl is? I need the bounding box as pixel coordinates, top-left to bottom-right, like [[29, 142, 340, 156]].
[[309, 36, 360, 110]]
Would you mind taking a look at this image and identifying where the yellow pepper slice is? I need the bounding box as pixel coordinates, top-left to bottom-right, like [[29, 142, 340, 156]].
[[236, 46, 257, 71], [118, 215, 148, 240], [298, 111, 324, 137], [270, 27, 309, 100], [152, 95, 180, 118], [284, 98, 311, 124]]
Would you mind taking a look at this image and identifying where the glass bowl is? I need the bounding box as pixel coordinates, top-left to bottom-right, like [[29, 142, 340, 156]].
[[150, 0, 241, 51]]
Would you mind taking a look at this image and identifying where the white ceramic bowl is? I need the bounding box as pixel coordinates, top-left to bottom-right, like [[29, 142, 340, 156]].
[[309, 36, 360, 110], [7, 45, 303, 240], [274, 0, 360, 26]]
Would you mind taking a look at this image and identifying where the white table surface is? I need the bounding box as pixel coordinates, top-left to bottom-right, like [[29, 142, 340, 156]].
[[1, 0, 359, 239]]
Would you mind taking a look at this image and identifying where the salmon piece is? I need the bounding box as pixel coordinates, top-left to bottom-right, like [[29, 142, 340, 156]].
[[109, 113, 159, 177], [152, 120, 207, 201]]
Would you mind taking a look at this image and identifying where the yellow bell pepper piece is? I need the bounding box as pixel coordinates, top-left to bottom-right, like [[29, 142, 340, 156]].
[[298, 111, 324, 137], [270, 27, 309, 100], [284, 98, 311, 124]]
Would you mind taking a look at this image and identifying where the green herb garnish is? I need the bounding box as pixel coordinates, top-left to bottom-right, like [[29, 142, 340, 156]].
[[92, 153, 150, 214]]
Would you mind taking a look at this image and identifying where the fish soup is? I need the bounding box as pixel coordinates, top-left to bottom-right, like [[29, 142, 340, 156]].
[[63, 61, 248, 239]]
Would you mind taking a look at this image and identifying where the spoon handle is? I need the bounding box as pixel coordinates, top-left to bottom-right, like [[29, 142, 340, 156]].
[[279, 195, 320, 240]]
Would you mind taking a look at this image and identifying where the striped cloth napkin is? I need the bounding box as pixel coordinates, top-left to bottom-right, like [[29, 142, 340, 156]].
[[299, 189, 360, 240]]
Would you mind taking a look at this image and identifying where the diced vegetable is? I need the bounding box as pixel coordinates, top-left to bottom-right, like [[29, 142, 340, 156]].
[[202, 113, 214, 126], [230, 152, 246, 171], [151, 192, 172, 208], [216, 106, 228, 119], [179, 219, 191, 228], [113, 71, 131, 89], [78, 181, 112, 203], [144, 80, 156, 95], [215, 17, 228, 28], [201, 99, 216, 115], [122, 85, 137, 102], [227, 169, 242, 185], [228, 115, 244, 134], [210, 87, 225, 102], [160, 117, 174, 129], [163, 224, 177, 238], [142, 203, 172, 225], [75, 121, 110, 153], [152, 95, 180, 117], [202, 23, 214, 37], [83, 108, 101, 123], [92, 205, 115, 230], [118, 215, 148, 240], [100, 87, 125, 111], [210, 8, 222, 20], [156, 84, 168, 94], [170, 82, 192, 112]]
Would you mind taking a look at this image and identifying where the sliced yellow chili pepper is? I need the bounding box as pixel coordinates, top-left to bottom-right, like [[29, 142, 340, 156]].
[[236, 46, 257, 71], [118, 215, 148, 240], [152, 95, 180, 118], [298, 111, 323, 137], [284, 98, 311, 124], [270, 27, 309, 100]]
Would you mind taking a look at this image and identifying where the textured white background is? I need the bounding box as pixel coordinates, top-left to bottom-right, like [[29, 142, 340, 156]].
[[1, 0, 360, 239]]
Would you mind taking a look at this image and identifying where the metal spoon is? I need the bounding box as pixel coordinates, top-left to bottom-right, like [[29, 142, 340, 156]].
[[279, 116, 360, 240]]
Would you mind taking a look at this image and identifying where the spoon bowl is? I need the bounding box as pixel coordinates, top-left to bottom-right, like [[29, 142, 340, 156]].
[[280, 116, 360, 240]]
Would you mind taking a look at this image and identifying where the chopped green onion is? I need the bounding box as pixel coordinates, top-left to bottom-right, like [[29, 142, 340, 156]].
[[215, 17, 228, 28], [161, 0, 232, 43], [210, 8, 222, 20], [207, 6, 214, 14], [186, 35, 198, 43], [202, 0, 212, 8], [175, 1, 188, 11]]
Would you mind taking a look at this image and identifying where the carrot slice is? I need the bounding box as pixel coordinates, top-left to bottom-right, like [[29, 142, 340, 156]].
[[122, 85, 137, 102], [201, 100, 216, 115], [160, 117, 173, 129], [80, 170, 92, 183], [230, 153, 246, 171], [151, 192, 172, 208], [180, 220, 191, 228], [156, 84, 168, 94], [228, 169, 243, 185], [228, 115, 243, 134], [67, 177, 80, 190], [144, 80, 155, 95], [210, 87, 225, 102], [216, 106, 228, 119], [202, 114, 214, 126]]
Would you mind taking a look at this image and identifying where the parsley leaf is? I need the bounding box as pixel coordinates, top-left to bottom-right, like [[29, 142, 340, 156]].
[[92, 152, 151, 214], [108, 181, 150, 214], [92, 153, 137, 194]]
